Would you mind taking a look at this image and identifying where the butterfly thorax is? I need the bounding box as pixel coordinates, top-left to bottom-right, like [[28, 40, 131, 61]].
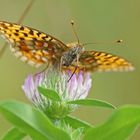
[[61, 44, 84, 67]]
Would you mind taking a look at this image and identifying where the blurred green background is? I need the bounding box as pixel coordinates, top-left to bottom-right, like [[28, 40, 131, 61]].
[[0, 0, 139, 139]]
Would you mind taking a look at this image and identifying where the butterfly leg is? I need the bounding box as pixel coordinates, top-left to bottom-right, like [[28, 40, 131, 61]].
[[60, 57, 63, 71], [67, 66, 78, 82], [67, 55, 80, 82], [76, 54, 80, 64], [34, 61, 50, 77]]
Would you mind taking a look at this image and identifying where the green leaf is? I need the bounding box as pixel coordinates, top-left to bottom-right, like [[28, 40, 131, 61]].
[[68, 99, 116, 109], [63, 115, 93, 132], [83, 105, 140, 140], [0, 127, 26, 140], [0, 100, 71, 140], [38, 87, 61, 101]]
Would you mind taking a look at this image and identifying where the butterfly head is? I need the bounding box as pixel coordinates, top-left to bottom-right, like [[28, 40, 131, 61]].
[[61, 43, 84, 67], [61, 20, 84, 67]]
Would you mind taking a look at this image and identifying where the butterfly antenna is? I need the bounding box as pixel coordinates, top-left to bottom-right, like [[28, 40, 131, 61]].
[[0, 0, 35, 58], [82, 39, 123, 46], [71, 20, 80, 44], [67, 67, 78, 82]]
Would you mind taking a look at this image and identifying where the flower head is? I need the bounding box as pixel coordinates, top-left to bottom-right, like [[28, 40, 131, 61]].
[[22, 68, 92, 119]]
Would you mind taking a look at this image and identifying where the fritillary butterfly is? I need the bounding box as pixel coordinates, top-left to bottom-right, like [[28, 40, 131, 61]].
[[0, 21, 134, 72]]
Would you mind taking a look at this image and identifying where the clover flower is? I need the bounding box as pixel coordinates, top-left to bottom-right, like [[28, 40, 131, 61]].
[[22, 68, 92, 119]]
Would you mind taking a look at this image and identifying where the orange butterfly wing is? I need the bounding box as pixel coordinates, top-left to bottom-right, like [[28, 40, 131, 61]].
[[0, 21, 68, 67], [62, 50, 134, 72]]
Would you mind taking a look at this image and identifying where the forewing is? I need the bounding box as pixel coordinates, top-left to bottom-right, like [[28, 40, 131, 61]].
[[0, 21, 68, 67], [62, 51, 134, 72]]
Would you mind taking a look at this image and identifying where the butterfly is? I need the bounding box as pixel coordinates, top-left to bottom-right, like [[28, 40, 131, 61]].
[[0, 21, 134, 72]]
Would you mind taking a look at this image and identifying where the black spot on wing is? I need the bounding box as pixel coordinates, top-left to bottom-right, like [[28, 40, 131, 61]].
[[29, 30, 34, 35], [20, 26, 24, 30], [23, 32, 28, 37], [14, 33, 19, 36]]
